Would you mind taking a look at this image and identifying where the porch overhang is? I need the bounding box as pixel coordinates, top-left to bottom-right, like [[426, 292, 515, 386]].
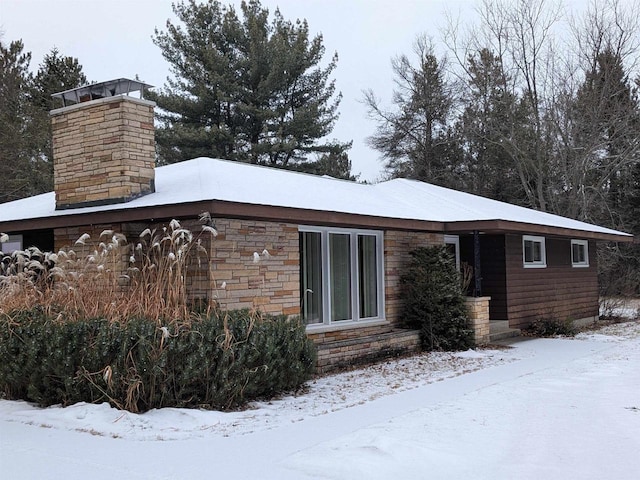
[[443, 219, 633, 243]]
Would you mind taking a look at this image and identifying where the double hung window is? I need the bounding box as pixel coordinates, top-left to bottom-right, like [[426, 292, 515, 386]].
[[300, 227, 384, 326]]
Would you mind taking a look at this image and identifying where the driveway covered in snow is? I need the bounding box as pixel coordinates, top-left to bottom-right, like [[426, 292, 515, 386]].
[[1, 323, 639, 479]]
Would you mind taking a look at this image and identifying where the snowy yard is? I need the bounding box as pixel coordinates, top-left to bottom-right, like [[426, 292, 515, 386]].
[[1, 320, 640, 479]]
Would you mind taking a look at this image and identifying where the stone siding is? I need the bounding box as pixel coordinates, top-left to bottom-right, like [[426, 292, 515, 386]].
[[51, 96, 155, 209], [465, 296, 491, 344], [384, 230, 444, 326], [208, 218, 300, 315]]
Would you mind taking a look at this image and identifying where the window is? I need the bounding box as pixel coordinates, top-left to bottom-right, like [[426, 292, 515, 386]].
[[571, 239, 589, 267], [0, 234, 22, 254], [299, 227, 384, 327], [523, 235, 546, 268], [444, 235, 460, 270], [300, 231, 323, 323]]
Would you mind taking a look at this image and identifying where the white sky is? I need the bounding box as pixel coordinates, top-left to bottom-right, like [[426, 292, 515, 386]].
[[0, 0, 628, 181]]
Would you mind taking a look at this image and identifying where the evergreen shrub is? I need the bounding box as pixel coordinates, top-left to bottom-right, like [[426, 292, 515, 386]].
[[401, 246, 474, 351], [0, 309, 316, 412]]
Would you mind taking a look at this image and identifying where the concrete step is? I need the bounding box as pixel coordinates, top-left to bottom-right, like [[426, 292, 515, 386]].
[[488, 328, 521, 343], [489, 321, 521, 343]]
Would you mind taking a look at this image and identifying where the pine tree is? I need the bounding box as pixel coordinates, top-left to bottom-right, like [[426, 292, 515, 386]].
[[0, 40, 34, 202], [401, 246, 473, 351], [0, 42, 87, 202], [457, 49, 526, 203], [364, 36, 459, 185], [29, 48, 88, 194], [150, 0, 350, 174], [572, 49, 640, 227]]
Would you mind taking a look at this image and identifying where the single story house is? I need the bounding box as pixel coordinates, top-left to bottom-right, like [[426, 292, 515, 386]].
[[0, 79, 632, 372]]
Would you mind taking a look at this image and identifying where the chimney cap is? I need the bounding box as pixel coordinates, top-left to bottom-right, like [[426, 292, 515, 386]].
[[52, 78, 154, 108]]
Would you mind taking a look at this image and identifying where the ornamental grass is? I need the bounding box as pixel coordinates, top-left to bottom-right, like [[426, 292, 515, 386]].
[[0, 215, 217, 324]]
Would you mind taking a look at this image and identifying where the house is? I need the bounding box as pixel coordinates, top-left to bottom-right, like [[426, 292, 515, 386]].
[[0, 79, 633, 372]]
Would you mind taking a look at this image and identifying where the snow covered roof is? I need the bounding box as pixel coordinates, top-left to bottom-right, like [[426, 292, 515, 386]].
[[0, 157, 631, 240]]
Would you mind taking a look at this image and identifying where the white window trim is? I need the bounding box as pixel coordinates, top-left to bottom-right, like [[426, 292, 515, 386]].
[[444, 235, 460, 270], [523, 235, 546, 268], [299, 226, 385, 329], [1, 234, 23, 254], [571, 239, 589, 267]]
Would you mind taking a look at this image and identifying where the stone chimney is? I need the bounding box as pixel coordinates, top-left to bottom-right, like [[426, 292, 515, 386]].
[[50, 79, 155, 210]]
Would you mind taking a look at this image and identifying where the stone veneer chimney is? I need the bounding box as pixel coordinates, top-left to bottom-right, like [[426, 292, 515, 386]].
[[50, 79, 155, 210]]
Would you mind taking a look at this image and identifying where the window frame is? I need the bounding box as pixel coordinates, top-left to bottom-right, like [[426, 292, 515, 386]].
[[522, 235, 546, 268], [571, 239, 589, 268], [299, 226, 385, 329], [0, 234, 23, 254], [444, 235, 460, 270]]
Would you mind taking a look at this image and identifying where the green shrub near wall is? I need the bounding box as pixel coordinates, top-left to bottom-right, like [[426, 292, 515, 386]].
[[0, 309, 316, 412], [401, 246, 474, 351]]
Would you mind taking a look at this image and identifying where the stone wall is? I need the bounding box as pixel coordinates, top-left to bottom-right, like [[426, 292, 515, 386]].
[[51, 96, 155, 209], [307, 323, 394, 344], [384, 230, 444, 326], [205, 218, 300, 315]]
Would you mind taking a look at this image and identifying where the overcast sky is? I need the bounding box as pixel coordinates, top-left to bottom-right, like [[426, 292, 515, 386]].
[[0, 0, 624, 181]]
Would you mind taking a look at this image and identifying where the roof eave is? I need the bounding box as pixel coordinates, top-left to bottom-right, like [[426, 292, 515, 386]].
[[0, 200, 445, 234], [444, 219, 633, 242], [1, 203, 631, 243]]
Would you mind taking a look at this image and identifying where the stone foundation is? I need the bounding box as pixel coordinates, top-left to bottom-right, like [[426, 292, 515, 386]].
[[314, 328, 421, 374]]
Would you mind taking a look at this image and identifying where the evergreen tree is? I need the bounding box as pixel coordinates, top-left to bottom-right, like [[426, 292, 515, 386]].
[[287, 144, 356, 180], [0, 40, 34, 202], [571, 49, 640, 227], [29, 48, 88, 194], [457, 49, 526, 203], [364, 36, 460, 186], [0, 42, 87, 202], [401, 246, 473, 351], [150, 0, 350, 175]]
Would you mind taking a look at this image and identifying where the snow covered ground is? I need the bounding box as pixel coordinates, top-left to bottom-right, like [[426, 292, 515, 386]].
[[1, 321, 639, 479]]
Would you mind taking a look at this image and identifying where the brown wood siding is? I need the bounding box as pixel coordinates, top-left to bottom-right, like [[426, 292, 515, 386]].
[[460, 235, 508, 320], [504, 235, 598, 328]]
